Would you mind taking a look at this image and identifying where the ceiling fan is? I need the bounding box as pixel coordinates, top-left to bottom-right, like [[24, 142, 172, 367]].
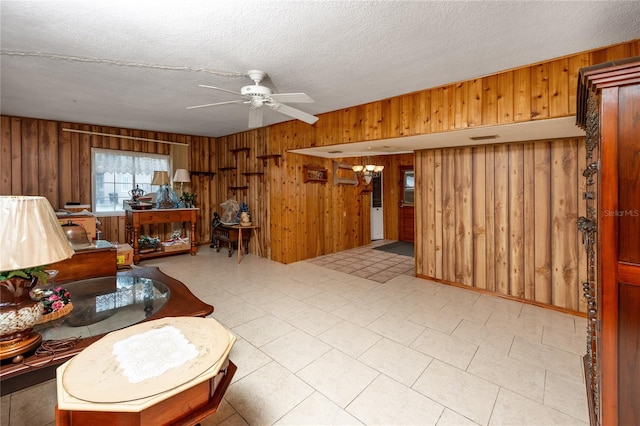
[[187, 70, 319, 128]]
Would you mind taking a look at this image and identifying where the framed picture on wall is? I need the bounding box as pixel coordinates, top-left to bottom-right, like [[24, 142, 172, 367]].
[[303, 165, 328, 183]]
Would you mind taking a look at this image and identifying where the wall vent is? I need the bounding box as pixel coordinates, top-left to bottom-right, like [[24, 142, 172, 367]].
[[469, 135, 499, 141]]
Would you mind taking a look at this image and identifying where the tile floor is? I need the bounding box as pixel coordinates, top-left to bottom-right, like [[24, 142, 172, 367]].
[[3, 242, 589, 425]]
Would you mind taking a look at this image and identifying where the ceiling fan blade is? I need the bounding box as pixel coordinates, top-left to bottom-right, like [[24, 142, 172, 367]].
[[269, 93, 314, 103], [187, 100, 244, 110], [270, 102, 319, 125], [248, 107, 263, 128], [198, 84, 243, 97]]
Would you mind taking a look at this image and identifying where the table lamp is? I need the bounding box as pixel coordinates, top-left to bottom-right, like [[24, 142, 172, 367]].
[[173, 169, 190, 194], [0, 196, 75, 361], [152, 170, 177, 209]]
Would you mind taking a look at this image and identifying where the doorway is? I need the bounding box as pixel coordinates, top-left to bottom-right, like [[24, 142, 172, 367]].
[[371, 173, 383, 240], [399, 167, 414, 242]]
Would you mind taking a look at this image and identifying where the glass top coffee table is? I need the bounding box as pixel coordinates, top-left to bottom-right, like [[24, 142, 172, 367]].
[[0, 267, 213, 395]]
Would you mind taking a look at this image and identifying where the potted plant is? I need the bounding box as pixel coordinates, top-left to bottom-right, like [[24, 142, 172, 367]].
[[180, 192, 196, 208]]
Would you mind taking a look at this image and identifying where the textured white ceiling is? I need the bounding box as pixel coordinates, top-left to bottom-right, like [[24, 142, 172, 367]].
[[1, 1, 639, 139]]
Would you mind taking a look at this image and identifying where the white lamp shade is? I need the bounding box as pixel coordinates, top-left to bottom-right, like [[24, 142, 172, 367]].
[[0, 196, 74, 271], [173, 169, 191, 183], [352, 165, 364, 173], [373, 165, 384, 172]]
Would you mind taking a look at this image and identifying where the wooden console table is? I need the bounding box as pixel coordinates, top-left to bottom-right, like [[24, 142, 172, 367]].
[[125, 207, 198, 264]]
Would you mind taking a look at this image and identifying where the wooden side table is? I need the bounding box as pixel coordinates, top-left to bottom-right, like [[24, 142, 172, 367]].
[[54, 317, 236, 425], [231, 225, 262, 263]]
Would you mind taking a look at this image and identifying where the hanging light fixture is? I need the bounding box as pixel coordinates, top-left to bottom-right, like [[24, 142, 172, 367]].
[[352, 158, 384, 184]]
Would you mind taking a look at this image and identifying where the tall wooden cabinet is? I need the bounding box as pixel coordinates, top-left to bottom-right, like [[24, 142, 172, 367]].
[[577, 57, 640, 426]]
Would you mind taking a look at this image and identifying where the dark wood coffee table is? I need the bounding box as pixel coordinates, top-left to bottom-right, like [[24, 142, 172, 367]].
[[0, 267, 214, 395]]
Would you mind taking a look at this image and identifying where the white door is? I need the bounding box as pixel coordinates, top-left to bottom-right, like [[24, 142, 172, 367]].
[[371, 174, 384, 240]]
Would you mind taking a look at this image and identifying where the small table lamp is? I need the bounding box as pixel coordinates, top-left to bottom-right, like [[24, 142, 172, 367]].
[[0, 196, 75, 361], [173, 169, 191, 194]]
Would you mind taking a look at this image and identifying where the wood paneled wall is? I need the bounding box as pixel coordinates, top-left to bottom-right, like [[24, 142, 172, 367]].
[[266, 121, 372, 264], [310, 40, 639, 146], [415, 138, 587, 312], [214, 129, 270, 257], [0, 116, 216, 245]]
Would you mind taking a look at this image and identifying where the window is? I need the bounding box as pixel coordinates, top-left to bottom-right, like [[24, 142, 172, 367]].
[[402, 170, 414, 206], [92, 148, 170, 214]]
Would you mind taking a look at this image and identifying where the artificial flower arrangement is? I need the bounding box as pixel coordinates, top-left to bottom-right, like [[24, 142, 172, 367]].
[[33, 286, 73, 323], [41, 287, 71, 315]]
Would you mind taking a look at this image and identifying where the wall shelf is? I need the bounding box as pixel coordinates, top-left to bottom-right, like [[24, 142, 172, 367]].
[[256, 154, 281, 167], [219, 166, 236, 172], [228, 186, 249, 195], [230, 147, 250, 157], [190, 171, 216, 178], [242, 172, 264, 183]]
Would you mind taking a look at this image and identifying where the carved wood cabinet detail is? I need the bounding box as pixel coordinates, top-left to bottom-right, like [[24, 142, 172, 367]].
[[577, 57, 640, 426]]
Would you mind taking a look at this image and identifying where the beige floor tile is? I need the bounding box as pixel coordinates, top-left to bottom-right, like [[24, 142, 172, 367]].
[[347, 374, 444, 425], [369, 295, 419, 319], [542, 325, 586, 356], [519, 304, 577, 334], [436, 408, 480, 425], [274, 392, 363, 425], [358, 338, 432, 387], [216, 413, 250, 426], [490, 388, 587, 425], [452, 320, 515, 355], [226, 362, 313, 426], [297, 349, 379, 408], [544, 371, 590, 423], [318, 321, 382, 358], [259, 295, 310, 318], [285, 306, 343, 336], [440, 299, 493, 325], [414, 360, 498, 425], [228, 339, 273, 383], [261, 329, 331, 373], [199, 399, 238, 425], [485, 314, 544, 343], [233, 314, 296, 348], [509, 336, 584, 382], [472, 293, 523, 321], [467, 347, 546, 402], [6, 379, 57, 426], [302, 291, 350, 312], [331, 301, 385, 327], [211, 300, 267, 328], [411, 328, 478, 370], [366, 312, 426, 346], [407, 303, 463, 335]]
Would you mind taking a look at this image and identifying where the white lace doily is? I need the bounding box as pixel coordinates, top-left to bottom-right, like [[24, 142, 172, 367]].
[[112, 325, 197, 383]]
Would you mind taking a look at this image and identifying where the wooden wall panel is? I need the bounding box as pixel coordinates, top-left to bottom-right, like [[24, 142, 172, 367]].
[[508, 145, 524, 298], [454, 148, 472, 285], [415, 137, 586, 313], [1, 116, 216, 247], [534, 142, 552, 304], [472, 146, 486, 289], [0, 116, 11, 194]]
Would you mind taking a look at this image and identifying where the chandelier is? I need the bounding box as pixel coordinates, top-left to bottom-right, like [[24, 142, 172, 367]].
[[352, 158, 384, 184]]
